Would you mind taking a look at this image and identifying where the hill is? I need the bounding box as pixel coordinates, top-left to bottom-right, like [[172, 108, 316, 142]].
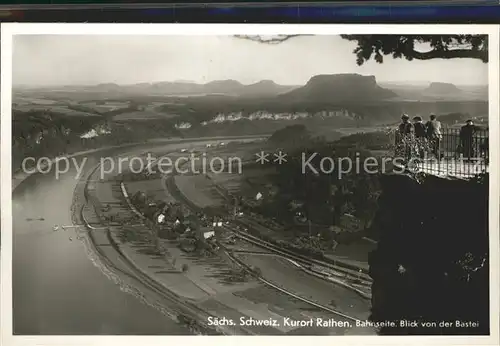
[[268, 124, 310, 146], [13, 73, 489, 142], [281, 74, 398, 103], [423, 82, 460, 95], [93, 83, 122, 92], [40, 80, 299, 98], [379, 82, 487, 102], [419, 82, 488, 102], [239, 80, 298, 98], [204, 79, 244, 94]]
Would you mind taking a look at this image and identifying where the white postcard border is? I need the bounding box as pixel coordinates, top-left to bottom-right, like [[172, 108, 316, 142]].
[[1, 23, 499, 346]]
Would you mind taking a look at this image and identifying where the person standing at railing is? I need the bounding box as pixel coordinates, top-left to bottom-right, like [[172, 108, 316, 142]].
[[412, 116, 427, 159], [395, 114, 415, 161], [425, 114, 442, 160], [459, 119, 478, 161], [396, 114, 414, 139], [413, 116, 427, 138], [479, 137, 489, 160]]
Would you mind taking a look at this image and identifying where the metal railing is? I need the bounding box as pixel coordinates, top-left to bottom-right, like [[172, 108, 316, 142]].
[[393, 127, 489, 178]]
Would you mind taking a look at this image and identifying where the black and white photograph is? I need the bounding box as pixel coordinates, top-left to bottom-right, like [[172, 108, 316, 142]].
[[1, 24, 499, 344]]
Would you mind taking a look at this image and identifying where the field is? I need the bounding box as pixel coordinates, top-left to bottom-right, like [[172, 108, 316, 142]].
[[208, 172, 243, 196], [174, 175, 225, 208], [199, 143, 277, 200], [113, 169, 364, 335], [79, 101, 130, 113], [13, 104, 98, 117], [233, 251, 370, 320], [113, 110, 179, 121], [126, 178, 178, 204], [13, 97, 59, 105]]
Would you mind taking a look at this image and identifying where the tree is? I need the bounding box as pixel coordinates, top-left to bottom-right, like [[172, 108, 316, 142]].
[[340, 35, 488, 65], [235, 34, 488, 64], [234, 34, 312, 44], [268, 124, 310, 147]]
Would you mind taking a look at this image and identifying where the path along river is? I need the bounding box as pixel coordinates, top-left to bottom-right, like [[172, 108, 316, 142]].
[[12, 142, 202, 335]]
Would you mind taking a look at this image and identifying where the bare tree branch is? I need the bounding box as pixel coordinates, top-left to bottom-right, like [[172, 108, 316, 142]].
[[234, 34, 488, 63], [234, 34, 313, 44], [411, 48, 488, 62], [341, 34, 488, 65]]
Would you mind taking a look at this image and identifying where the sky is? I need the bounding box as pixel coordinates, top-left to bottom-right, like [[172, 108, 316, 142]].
[[13, 35, 488, 87]]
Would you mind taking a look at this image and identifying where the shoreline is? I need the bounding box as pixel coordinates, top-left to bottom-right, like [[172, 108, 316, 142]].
[[78, 161, 226, 335], [12, 137, 370, 335], [9, 137, 265, 335], [12, 134, 269, 192], [12, 142, 150, 191]]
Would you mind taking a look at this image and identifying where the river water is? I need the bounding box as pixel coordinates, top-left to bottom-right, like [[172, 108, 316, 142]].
[[12, 145, 190, 335]]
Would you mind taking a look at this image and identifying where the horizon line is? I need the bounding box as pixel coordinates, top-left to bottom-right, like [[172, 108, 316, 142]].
[[12, 74, 488, 89]]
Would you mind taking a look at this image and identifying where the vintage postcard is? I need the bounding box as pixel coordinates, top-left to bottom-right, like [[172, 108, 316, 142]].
[[1, 23, 499, 346]]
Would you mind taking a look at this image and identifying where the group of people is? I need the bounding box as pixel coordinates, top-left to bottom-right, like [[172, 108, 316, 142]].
[[395, 113, 487, 161], [395, 113, 442, 159]]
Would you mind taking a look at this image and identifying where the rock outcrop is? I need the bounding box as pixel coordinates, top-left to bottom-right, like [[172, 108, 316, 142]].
[[281, 74, 398, 103], [423, 82, 461, 95], [368, 173, 489, 335]]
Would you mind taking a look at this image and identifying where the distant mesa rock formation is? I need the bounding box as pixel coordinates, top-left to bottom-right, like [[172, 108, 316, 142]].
[[281, 74, 398, 103], [423, 82, 461, 95], [94, 83, 121, 91], [201, 79, 296, 97], [35, 75, 403, 102], [75, 75, 397, 101], [89, 79, 297, 97], [204, 79, 245, 94], [239, 80, 297, 97]]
